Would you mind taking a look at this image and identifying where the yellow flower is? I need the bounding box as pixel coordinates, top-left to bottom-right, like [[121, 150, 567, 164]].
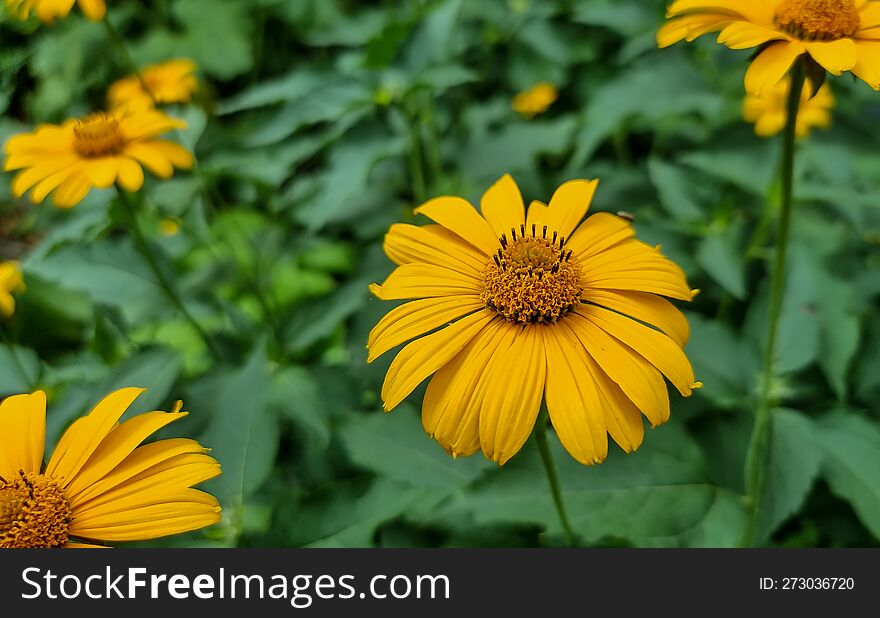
[[0, 388, 221, 548], [0, 260, 25, 318], [159, 218, 181, 237], [3, 109, 193, 209], [744, 76, 834, 137], [512, 82, 558, 118], [5, 0, 105, 22], [108, 59, 199, 113], [658, 0, 880, 93], [368, 175, 701, 466]]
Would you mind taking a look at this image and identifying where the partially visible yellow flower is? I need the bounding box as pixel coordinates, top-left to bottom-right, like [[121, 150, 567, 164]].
[[0, 388, 222, 548], [3, 109, 193, 209], [368, 174, 700, 466], [159, 218, 181, 237], [0, 261, 24, 318], [658, 0, 880, 93], [5, 0, 105, 22], [108, 59, 199, 113], [744, 76, 834, 138], [512, 82, 558, 118]]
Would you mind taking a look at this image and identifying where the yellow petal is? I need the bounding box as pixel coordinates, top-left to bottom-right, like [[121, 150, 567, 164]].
[[52, 170, 94, 209], [478, 324, 545, 465], [577, 305, 699, 397], [414, 196, 498, 255], [567, 313, 671, 427], [580, 239, 694, 301], [45, 387, 145, 488], [586, 289, 690, 347], [422, 318, 512, 457], [586, 353, 646, 453], [76, 0, 105, 20], [369, 263, 482, 300], [381, 309, 494, 411], [806, 39, 858, 75], [566, 212, 634, 261], [479, 174, 525, 239], [65, 410, 188, 505], [117, 158, 145, 191], [544, 179, 599, 240], [124, 143, 174, 178], [367, 296, 485, 362], [745, 41, 805, 95], [0, 391, 47, 479], [717, 21, 785, 49], [542, 324, 608, 465], [383, 224, 486, 273]]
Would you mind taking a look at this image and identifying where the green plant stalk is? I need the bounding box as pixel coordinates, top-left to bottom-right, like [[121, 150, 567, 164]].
[[534, 408, 576, 547], [741, 61, 806, 548], [115, 186, 222, 361]]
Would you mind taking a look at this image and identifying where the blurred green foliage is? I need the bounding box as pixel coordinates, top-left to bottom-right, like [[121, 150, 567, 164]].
[[1, 0, 879, 548]]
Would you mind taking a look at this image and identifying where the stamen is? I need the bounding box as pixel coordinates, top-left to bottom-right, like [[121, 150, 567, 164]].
[[773, 0, 860, 41], [542, 225, 547, 239]]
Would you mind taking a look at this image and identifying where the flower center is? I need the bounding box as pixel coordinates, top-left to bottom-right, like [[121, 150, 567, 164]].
[[73, 113, 125, 158], [481, 225, 583, 324], [774, 0, 860, 41], [0, 472, 71, 548]]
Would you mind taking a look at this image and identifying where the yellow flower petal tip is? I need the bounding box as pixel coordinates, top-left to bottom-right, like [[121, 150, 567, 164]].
[[690, 289, 702, 300], [691, 381, 704, 390], [0, 387, 221, 548], [369, 174, 698, 466], [3, 109, 193, 209], [659, 0, 880, 93], [512, 82, 558, 118]]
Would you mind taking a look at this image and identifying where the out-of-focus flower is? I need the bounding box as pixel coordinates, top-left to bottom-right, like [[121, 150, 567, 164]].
[[0, 261, 24, 318], [3, 109, 193, 209], [744, 76, 834, 137], [512, 82, 558, 118], [5, 0, 105, 22], [108, 59, 199, 113]]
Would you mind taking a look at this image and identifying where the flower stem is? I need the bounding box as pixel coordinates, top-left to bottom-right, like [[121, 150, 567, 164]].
[[101, 16, 156, 104], [741, 60, 805, 548], [534, 408, 576, 547], [115, 186, 222, 361]]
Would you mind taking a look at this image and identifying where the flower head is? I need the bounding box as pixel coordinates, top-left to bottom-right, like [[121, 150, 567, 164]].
[[744, 76, 834, 137], [3, 108, 193, 209], [368, 175, 701, 466], [512, 82, 558, 118], [0, 261, 25, 318], [0, 388, 221, 548], [108, 59, 199, 113], [658, 0, 880, 93], [5, 0, 105, 22]]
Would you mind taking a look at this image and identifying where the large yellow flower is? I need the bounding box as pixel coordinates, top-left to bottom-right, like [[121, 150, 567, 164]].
[[512, 82, 559, 118], [3, 109, 193, 209], [0, 261, 24, 318], [744, 75, 834, 137], [368, 175, 701, 466], [658, 0, 880, 93], [108, 59, 199, 113], [0, 388, 221, 548], [5, 0, 105, 21]]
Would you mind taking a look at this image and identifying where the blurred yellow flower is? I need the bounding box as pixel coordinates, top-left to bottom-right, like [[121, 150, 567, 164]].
[[0, 388, 221, 548], [368, 174, 700, 466], [5, 0, 105, 22], [3, 109, 193, 209], [0, 261, 24, 318], [512, 82, 558, 118], [159, 218, 181, 237], [658, 0, 880, 93], [744, 76, 833, 138], [109, 59, 199, 113]]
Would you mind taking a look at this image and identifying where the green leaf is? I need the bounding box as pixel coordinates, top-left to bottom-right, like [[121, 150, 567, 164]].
[[338, 404, 493, 489], [0, 345, 41, 395], [196, 340, 276, 540], [685, 313, 759, 408], [272, 366, 330, 447], [754, 409, 821, 544], [647, 157, 705, 222], [819, 412, 880, 539], [696, 225, 747, 300], [814, 268, 860, 399]]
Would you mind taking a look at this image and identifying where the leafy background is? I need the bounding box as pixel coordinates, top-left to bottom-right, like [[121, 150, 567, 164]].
[[1, 0, 879, 548]]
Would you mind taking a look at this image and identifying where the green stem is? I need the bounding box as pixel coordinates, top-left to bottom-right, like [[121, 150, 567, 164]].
[[115, 186, 222, 361], [534, 408, 576, 547], [741, 61, 805, 548], [102, 16, 156, 104]]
